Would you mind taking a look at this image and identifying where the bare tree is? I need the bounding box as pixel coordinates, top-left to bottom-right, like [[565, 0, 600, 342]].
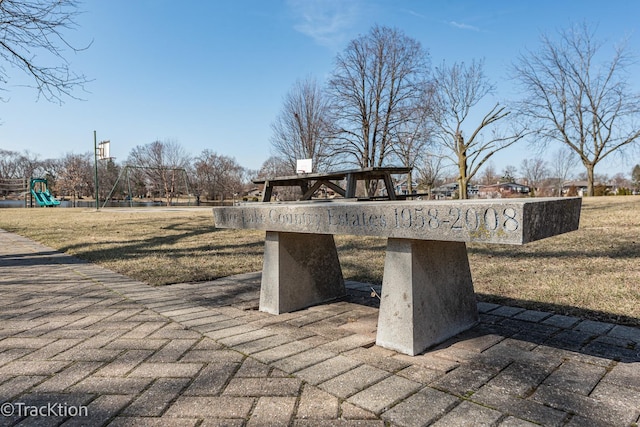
[[127, 140, 191, 206], [415, 150, 447, 198], [478, 161, 499, 185], [391, 84, 436, 194], [611, 172, 630, 191], [57, 152, 92, 205], [327, 25, 429, 195], [512, 22, 640, 196], [0, 149, 39, 196], [98, 159, 121, 201], [500, 165, 518, 183], [270, 77, 334, 173], [431, 59, 527, 199], [0, 149, 24, 178], [257, 156, 291, 179], [0, 0, 90, 103], [39, 157, 63, 194], [0, 149, 45, 179], [193, 150, 245, 201], [550, 148, 577, 196], [256, 156, 300, 201], [520, 157, 549, 195]]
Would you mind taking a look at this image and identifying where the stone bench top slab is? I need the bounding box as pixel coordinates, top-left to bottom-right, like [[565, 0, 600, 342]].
[[213, 197, 581, 245]]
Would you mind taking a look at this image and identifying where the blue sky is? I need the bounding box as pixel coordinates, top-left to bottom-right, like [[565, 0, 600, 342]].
[[1, 0, 639, 178]]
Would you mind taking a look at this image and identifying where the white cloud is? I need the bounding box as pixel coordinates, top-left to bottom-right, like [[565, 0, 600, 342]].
[[403, 8, 426, 19], [449, 21, 481, 32], [287, 0, 362, 48]]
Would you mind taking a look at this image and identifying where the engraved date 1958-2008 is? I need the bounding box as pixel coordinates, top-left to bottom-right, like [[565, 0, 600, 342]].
[[393, 206, 520, 233]]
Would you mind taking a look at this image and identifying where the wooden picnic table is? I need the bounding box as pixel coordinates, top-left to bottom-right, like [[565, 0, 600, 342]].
[[252, 166, 412, 202]]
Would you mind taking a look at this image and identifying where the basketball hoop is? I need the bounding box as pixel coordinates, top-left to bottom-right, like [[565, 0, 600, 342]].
[[296, 159, 312, 174]]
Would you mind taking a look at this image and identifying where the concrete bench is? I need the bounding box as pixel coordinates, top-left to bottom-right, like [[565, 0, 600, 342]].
[[213, 198, 582, 355]]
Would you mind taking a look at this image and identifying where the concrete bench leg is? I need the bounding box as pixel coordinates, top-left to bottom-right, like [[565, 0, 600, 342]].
[[259, 231, 345, 314], [376, 239, 478, 355]]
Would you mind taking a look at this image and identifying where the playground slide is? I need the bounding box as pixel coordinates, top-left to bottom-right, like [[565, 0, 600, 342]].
[[43, 190, 61, 206], [31, 189, 50, 206], [31, 189, 60, 206]]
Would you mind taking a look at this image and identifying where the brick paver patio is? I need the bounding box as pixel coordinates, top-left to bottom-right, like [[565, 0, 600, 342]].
[[0, 229, 638, 426]]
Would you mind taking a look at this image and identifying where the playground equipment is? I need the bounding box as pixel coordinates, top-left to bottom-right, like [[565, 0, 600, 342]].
[[30, 178, 60, 207], [102, 165, 191, 208], [0, 178, 28, 207]]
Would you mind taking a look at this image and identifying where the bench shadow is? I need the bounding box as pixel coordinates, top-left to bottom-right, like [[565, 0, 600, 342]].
[[51, 226, 263, 271], [344, 286, 639, 363], [0, 251, 87, 267], [167, 274, 640, 365], [55, 224, 215, 257], [464, 305, 640, 363], [468, 244, 640, 260]]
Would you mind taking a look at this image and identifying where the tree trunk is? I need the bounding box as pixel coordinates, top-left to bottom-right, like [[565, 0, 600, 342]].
[[457, 133, 468, 200], [586, 163, 595, 197], [458, 167, 468, 199]]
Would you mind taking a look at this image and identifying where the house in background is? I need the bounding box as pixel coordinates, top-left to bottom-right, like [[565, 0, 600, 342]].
[[477, 182, 531, 198], [430, 182, 479, 199], [562, 180, 612, 196], [394, 178, 419, 196]]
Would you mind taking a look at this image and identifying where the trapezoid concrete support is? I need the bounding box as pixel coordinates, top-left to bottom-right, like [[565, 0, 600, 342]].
[[259, 231, 346, 314], [376, 238, 479, 355]]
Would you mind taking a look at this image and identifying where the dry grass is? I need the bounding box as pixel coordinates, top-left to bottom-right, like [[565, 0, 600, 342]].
[[0, 197, 638, 326], [469, 196, 640, 326], [0, 208, 264, 285]]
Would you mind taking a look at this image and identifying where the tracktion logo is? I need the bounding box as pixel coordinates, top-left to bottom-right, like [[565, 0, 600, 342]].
[[1, 402, 88, 418]]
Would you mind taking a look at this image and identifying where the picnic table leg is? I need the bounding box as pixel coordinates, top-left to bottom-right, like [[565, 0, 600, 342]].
[[382, 173, 397, 200], [262, 181, 273, 202], [259, 231, 346, 314], [345, 173, 357, 198], [376, 238, 478, 355]]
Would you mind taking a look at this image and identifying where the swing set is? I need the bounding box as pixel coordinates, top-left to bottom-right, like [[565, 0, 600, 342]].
[[102, 165, 191, 208]]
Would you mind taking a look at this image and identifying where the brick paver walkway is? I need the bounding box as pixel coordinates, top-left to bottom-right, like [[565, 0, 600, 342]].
[[0, 229, 639, 426]]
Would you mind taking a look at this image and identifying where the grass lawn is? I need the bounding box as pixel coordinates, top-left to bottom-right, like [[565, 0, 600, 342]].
[[0, 196, 638, 326]]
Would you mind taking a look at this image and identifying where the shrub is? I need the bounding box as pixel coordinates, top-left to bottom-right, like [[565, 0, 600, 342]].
[[566, 185, 578, 197]]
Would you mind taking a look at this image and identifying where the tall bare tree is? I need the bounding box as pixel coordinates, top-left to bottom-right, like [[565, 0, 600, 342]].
[[327, 25, 429, 196], [270, 77, 333, 173], [0, 0, 90, 103], [391, 84, 436, 194], [431, 59, 527, 199], [512, 22, 640, 196], [127, 140, 191, 206]]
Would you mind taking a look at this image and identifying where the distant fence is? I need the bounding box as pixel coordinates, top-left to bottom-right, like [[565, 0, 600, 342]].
[[0, 178, 28, 194]]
